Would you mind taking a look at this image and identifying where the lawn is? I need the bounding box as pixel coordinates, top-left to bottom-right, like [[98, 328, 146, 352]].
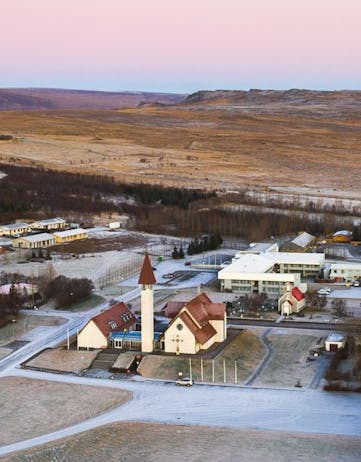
[[65, 294, 106, 312], [138, 330, 266, 384], [255, 330, 321, 388], [2, 422, 360, 462], [0, 377, 131, 446], [0, 314, 65, 346]]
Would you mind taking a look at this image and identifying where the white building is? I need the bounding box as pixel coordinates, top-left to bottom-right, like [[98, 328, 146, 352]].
[[78, 302, 136, 350], [163, 293, 227, 355], [31, 218, 66, 231], [278, 283, 306, 316], [218, 251, 324, 297], [236, 242, 279, 254], [329, 263, 361, 283], [325, 332, 346, 352], [12, 233, 55, 249]]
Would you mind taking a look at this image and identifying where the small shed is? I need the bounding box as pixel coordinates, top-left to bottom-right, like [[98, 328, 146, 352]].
[[325, 332, 346, 352]]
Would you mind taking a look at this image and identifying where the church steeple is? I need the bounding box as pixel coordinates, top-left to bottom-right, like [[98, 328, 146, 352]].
[[138, 253, 156, 285], [139, 253, 155, 353]]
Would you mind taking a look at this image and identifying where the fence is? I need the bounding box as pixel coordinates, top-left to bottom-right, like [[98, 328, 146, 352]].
[[179, 358, 244, 384], [95, 254, 143, 289]]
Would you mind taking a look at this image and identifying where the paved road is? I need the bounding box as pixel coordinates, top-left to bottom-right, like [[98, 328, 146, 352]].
[[0, 368, 360, 456], [0, 288, 141, 375], [245, 328, 273, 386], [228, 318, 358, 331]]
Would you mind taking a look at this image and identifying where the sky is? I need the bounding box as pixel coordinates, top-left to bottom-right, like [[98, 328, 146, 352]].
[[1, 0, 361, 93]]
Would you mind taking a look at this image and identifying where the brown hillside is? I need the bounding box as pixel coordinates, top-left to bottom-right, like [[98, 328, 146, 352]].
[[0, 89, 360, 198], [0, 88, 185, 111]]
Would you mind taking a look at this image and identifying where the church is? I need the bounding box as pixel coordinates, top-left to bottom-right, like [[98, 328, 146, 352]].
[[138, 253, 227, 354], [78, 253, 227, 354]]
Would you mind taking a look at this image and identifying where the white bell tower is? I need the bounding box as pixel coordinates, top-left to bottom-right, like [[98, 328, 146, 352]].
[[138, 253, 156, 353]]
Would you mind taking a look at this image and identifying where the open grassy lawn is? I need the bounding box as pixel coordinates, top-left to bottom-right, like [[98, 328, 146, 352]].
[[65, 294, 105, 312], [2, 422, 360, 462], [138, 330, 266, 384], [0, 314, 65, 346], [0, 377, 131, 446], [25, 348, 100, 373], [255, 330, 320, 388]]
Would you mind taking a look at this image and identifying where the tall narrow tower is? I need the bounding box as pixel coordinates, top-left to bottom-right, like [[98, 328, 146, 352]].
[[138, 253, 156, 353]]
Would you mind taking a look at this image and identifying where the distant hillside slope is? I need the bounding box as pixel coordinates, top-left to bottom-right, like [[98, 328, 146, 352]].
[[183, 89, 361, 118], [0, 88, 185, 111]]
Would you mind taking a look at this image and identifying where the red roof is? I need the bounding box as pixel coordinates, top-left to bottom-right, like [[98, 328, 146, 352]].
[[179, 311, 217, 344], [292, 287, 305, 301], [165, 301, 185, 318], [165, 293, 226, 321], [166, 293, 225, 345], [138, 253, 156, 285], [91, 302, 136, 337]]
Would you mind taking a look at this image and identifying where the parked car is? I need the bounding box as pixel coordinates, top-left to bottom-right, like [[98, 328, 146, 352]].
[[317, 288, 331, 295], [176, 377, 193, 387], [184, 261, 191, 266], [353, 281, 360, 287]]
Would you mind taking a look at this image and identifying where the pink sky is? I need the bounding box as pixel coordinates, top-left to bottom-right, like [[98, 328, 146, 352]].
[[1, 0, 361, 92]]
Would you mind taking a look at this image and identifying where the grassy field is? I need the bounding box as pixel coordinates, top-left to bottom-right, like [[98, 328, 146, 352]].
[[255, 330, 321, 388], [138, 330, 266, 383], [65, 294, 106, 312], [2, 422, 360, 462], [0, 314, 65, 346], [25, 348, 100, 373], [0, 377, 131, 446], [1, 95, 361, 197]]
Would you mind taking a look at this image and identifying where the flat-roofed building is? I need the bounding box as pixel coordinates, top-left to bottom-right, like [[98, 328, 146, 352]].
[[329, 263, 361, 282], [31, 217, 66, 231], [52, 228, 88, 244], [12, 233, 55, 249], [236, 242, 279, 255], [0, 222, 32, 237], [218, 251, 324, 298], [325, 332, 346, 352]]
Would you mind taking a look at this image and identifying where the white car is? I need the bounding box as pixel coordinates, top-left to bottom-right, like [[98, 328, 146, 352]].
[[317, 288, 331, 295], [176, 377, 193, 387], [353, 281, 360, 287]]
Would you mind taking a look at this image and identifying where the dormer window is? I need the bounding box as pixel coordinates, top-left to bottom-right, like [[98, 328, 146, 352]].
[[108, 321, 117, 330]]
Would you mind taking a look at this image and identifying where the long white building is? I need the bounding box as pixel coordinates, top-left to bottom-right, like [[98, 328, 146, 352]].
[[218, 251, 324, 297], [329, 263, 361, 282]]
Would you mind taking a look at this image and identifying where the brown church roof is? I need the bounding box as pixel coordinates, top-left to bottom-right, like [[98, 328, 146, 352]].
[[92, 302, 136, 337], [138, 253, 156, 285], [179, 311, 217, 344]]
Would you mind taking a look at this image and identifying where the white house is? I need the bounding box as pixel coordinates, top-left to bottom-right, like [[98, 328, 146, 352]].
[[163, 293, 227, 355]]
